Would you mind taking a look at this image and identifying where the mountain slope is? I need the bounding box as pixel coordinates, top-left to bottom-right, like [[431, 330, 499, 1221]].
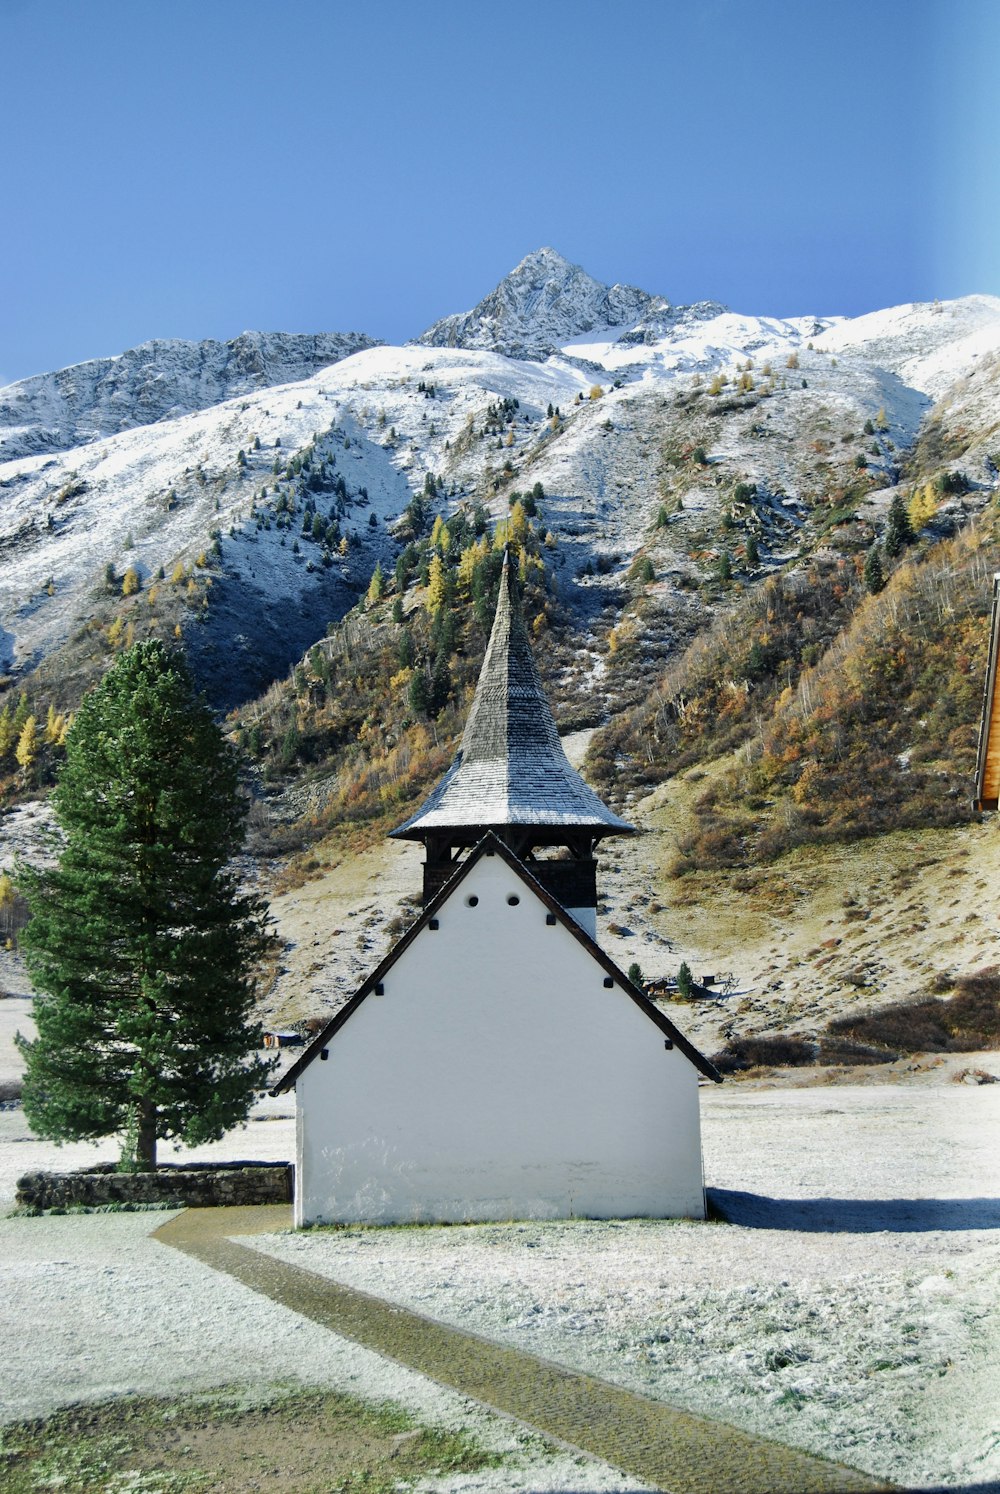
[[0, 330, 381, 462], [816, 294, 1000, 398], [2, 252, 1000, 725]]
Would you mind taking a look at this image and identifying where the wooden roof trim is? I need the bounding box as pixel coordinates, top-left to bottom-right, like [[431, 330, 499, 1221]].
[[272, 832, 721, 1092], [974, 571, 1000, 811]]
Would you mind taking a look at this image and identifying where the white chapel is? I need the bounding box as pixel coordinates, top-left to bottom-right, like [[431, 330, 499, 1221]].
[[276, 554, 719, 1225]]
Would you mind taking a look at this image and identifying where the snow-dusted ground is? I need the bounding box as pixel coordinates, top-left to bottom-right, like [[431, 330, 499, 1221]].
[[0, 1211, 650, 1494], [239, 1084, 1000, 1491], [1, 1082, 998, 1489]]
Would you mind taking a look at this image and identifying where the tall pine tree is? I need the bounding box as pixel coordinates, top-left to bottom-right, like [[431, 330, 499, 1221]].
[[863, 544, 886, 594], [884, 491, 914, 558], [16, 641, 271, 1169]]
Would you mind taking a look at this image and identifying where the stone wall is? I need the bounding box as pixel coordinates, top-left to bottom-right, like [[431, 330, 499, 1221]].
[[15, 1160, 294, 1211]]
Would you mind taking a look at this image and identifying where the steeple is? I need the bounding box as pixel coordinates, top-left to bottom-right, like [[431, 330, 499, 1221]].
[[393, 551, 632, 931]]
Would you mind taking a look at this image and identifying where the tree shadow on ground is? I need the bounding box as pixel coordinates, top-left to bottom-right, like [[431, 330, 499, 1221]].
[[707, 1188, 1000, 1232]]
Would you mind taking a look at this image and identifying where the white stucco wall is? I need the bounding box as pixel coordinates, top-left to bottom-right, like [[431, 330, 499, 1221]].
[[564, 904, 596, 939], [295, 852, 706, 1225]]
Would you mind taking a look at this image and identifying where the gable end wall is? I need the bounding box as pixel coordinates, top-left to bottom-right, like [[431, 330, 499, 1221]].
[[295, 854, 705, 1224]]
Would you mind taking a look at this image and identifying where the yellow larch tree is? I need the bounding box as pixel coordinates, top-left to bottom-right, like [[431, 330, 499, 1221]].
[[426, 552, 448, 615], [15, 715, 38, 772]]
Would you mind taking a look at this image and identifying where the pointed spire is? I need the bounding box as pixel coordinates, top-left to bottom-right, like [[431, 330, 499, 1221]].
[[392, 549, 633, 840]]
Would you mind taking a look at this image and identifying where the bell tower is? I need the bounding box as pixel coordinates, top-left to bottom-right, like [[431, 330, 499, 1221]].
[[391, 551, 633, 936]]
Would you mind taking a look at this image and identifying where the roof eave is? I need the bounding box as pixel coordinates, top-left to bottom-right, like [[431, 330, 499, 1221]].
[[390, 815, 635, 841]]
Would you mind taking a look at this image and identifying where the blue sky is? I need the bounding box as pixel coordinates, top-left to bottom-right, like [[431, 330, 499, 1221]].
[[2, 0, 998, 384]]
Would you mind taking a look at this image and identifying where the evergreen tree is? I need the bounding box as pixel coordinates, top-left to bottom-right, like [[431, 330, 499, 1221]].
[[471, 548, 504, 629], [863, 544, 886, 595], [16, 642, 271, 1170], [884, 491, 914, 558], [676, 961, 694, 999], [431, 605, 457, 658], [397, 627, 415, 669], [430, 649, 451, 716], [745, 533, 760, 567], [408, 669, 429, 716]]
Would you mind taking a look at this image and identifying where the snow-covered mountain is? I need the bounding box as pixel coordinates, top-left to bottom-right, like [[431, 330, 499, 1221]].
[[0, 330, 380, 462], [815, 295, 1000, 398], [2, 248, 1000, 709], [417, 247, 669, 359]]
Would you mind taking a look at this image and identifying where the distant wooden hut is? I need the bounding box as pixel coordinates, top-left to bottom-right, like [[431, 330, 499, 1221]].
[[975, 573, 1000, 811]]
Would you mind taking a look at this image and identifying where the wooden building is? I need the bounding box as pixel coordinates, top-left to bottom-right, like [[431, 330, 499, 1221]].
[[975, 572, 1000, 811]]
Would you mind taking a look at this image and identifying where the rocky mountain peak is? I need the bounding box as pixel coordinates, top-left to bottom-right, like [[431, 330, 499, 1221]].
[[416, 247, 668, 359]]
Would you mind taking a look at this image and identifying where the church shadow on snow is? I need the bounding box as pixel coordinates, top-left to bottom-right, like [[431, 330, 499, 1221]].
[[707, 1187, 1000, 1233]]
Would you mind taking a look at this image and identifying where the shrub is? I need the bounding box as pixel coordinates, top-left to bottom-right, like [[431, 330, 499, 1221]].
[[711, 1035, 815, 1072], [826, 969, 1000, 1054]]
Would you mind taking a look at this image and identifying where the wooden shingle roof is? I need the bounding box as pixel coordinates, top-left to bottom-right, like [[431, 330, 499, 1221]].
[[392, 552, 633, 840]]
